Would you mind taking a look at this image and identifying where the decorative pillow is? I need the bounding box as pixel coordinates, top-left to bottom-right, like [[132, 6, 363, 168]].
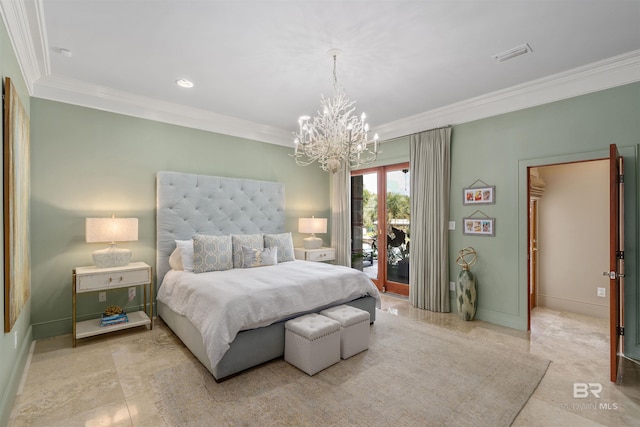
[[242, 246, 278, 268], [192, 235, 233, 273], [231, 234, 264, 268], [174, 239, 194, 272], [168, 247, 184, 271], [264, 232, 295, 263]]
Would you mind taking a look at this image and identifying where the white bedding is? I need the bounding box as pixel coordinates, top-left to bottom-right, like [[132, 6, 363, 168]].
[[157, 260, 381, 369]]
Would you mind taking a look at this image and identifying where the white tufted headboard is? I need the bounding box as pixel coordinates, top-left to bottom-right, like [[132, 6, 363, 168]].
[[156, 171, 286, 287]]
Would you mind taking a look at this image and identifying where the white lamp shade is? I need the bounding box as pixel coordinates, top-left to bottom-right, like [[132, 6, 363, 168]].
[[86, 217, 138, 268], [86, 217, 138, 243], [298, 217, 327, 234], [299, 217, 327, 250]]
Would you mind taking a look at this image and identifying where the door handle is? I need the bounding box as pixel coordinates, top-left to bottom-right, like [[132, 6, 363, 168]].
[[603, 271, 625, 279]]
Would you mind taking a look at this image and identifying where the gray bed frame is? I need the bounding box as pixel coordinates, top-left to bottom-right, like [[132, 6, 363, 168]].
[[156, 171, 376, 381]]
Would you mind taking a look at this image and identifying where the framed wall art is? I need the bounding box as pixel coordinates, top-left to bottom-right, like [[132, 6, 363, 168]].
[[4, 77, 31, 332], [463, 179, 495, 205], [463, 211, 495, 237]]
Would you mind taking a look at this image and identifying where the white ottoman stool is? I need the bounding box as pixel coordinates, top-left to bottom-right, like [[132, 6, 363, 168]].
[[320, 305, 370, 359], [284, 313, 341, 375]]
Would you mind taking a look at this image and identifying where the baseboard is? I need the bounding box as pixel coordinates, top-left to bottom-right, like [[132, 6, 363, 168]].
[[0, 325, 33, 427], [537, 295, 608, 318], [31, 317, 69, 340], [450, 297, 528, 331]]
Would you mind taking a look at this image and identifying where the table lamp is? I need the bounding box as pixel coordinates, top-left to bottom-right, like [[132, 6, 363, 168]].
[[298, 216, 327, 249], [86, 216, 138, 268]]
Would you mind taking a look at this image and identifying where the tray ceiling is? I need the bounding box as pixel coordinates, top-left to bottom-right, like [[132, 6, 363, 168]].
[[2, 1, 639, 146]]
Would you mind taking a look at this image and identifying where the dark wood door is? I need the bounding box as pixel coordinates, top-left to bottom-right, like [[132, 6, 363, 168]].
[[609, 144, 624, 383], [529, 199, 539, 311]]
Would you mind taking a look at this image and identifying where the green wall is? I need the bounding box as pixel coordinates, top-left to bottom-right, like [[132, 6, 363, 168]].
[[452, 83, 637, 344], [0, 18, 34, 426], [29, 99, 331, 339], [369, 83, 640, 359], [2, 17, 638, 420]]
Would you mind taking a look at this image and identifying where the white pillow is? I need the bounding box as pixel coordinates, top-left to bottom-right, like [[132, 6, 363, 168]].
[[168, 247, 184, 270], [175, 239, 194, 272]]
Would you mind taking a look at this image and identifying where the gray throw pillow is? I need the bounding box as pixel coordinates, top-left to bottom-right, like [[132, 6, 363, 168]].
[[192, 234, 233, 273], [242, 246, 278, 268], [264, 232, 295, 263]]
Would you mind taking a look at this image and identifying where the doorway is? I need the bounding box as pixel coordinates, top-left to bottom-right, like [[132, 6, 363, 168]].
[[528, 159, 620, 378], [351, 162, 410, 295], [523, 145, 637, 382], [528, 160, 610, 319]]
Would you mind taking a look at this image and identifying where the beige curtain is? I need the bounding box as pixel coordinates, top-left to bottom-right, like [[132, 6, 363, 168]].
[[331, 165, 351, 267], [409, 127, 451, 311]]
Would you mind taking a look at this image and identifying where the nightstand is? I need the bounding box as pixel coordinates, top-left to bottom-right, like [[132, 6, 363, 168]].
[[72, 261, 152, 347], [294, 247, 336, 262]]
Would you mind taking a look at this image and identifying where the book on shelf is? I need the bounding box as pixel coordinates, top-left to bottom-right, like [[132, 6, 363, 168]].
[[100, 312, 129, 327], [102, 312, 127, 321]]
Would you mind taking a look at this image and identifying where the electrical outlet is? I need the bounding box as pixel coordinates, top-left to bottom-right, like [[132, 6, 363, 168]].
[[448, 221, 456, 230], [98, 292, 106, 302], [450, 281, 456, 291], [128, 287, 136, 299], [597, 287, 606, 298]]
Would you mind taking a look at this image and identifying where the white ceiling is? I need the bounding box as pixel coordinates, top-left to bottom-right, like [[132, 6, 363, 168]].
[[2, 1, 639, 146]]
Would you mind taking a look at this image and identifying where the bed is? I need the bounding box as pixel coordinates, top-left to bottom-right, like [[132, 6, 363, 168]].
[[155, 171, 380, 381]]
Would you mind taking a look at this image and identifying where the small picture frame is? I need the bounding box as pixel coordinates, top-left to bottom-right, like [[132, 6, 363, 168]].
[[463, 217, 495, 237], [463, 185, 495, 205]]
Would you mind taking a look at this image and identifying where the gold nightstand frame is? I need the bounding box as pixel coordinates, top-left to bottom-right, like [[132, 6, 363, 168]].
[[72, 262, 153, 347]]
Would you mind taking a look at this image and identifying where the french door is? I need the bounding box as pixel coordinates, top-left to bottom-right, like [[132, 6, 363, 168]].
[[351, 163, 410, 296]]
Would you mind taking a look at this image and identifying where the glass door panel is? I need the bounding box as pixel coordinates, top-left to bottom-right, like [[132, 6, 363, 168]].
[[351, 173, 379, 282], [385, 168, 410, 285]]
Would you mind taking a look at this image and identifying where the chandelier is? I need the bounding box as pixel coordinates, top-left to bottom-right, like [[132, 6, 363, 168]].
[[292, 49, 379, 174]]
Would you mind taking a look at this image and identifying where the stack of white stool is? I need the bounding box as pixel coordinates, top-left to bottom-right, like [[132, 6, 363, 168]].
[[284, 305, 370, 375]]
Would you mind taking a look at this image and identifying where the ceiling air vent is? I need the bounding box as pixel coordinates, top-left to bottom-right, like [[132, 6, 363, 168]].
[[492, 43, 533, 63]]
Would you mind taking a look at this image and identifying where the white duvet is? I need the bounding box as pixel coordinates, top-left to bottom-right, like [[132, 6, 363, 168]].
[[157, 260, 381, 369]]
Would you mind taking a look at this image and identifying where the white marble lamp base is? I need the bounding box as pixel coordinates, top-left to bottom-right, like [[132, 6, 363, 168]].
[[303, 236, 323, 250], [92, 244, 132, 268]]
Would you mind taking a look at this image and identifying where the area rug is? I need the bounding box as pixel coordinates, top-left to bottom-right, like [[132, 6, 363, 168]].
[[150, 310, 549, 426]]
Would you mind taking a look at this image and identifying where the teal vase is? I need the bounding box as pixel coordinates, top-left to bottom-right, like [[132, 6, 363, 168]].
[[456, 269, 477, 321]]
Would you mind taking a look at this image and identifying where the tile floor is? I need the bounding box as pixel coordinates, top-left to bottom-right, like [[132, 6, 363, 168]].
[[8, 294, 640, 426]]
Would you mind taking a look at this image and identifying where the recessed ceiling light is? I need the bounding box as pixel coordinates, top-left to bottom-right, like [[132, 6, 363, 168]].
[[492, 43, 533, 63], [176, 79, 194, 88]]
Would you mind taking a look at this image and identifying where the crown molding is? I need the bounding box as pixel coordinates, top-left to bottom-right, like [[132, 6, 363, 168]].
[[3, 0, 292, 146], [33, 75, 292, 146], [375, 50, 640, 141], [0, 0, 49, 94], [33, 50, 640, 148]]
